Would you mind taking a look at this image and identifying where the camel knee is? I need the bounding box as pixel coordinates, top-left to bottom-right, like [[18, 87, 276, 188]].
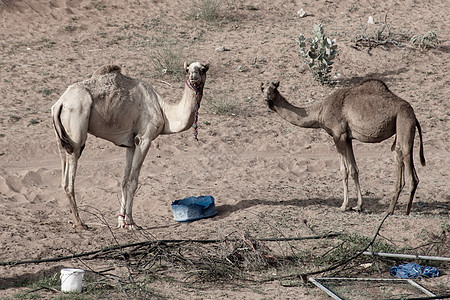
[[121, 179, 129, 190], [349, 167, 359, 181], [410, 176, 419, 191], [63, 184, 73, 197], [340, 166, 349, 180], [122, 177, 138, 190], [409, 167, 419, 187], [398, 179, 406, 191]]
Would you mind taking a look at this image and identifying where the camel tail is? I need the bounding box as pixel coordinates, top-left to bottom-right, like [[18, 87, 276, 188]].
[[51, 102, 74, 154], [415, 118, 426, 166]]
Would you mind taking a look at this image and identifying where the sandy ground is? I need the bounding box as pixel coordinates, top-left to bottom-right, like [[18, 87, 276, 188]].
[[0, 0, 449, 299]]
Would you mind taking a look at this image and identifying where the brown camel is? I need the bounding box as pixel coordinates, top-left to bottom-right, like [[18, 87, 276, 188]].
[[261, 79, 425, 215], [52, 62, 209, 230]]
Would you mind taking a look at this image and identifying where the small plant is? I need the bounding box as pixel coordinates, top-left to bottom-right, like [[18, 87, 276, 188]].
[[208, 96, 239, 116], [297, 24, 337, 85], [9, 115, 21, 122], [97, 31, 107, 39], [64, 24, 76, 32], [28, 119, 40, 126], [39, 87, 52, 96], [42, 38, 56, 49], [93, 1, 106, 10], [150, 43, 184, 79], [410, 31, 440, 50], [190, 0, 221, 22]]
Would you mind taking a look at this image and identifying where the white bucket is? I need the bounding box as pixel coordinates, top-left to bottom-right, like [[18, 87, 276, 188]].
[[60, 268, 85, 293]]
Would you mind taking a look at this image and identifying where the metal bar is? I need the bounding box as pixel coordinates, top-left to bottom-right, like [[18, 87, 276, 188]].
[[363, 251, 450, 261], [407, 279, 436, 297], [309, 278, 343, 300], [311, 277, 439, 299], [317, 277, 408, 282], [383, 295, 450, 300]]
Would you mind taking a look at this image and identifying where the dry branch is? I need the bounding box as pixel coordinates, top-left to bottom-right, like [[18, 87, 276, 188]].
[[353, 13, 411, 54], [271, 212, 391, 283], [0, 234, 340, 267]]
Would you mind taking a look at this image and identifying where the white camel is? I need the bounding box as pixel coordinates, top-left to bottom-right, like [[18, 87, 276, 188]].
[[52, 62, 209, 230], [261, 79, 425, 215]]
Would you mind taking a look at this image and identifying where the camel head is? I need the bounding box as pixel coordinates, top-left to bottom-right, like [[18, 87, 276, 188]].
[[184, 62, 209, 89], [260, 81, 280, 110]]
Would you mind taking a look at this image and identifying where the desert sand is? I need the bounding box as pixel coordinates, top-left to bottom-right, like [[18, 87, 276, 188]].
[[0, 0, 449, 299]]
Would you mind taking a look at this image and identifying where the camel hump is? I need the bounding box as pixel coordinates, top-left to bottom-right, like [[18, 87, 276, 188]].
[[358, 78, 390, 91], [93, 65, 122, 76]]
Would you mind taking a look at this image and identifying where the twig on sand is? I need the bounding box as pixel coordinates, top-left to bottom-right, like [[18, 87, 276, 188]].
[[270, 212, 391, 283], [0, 234, 340, 267]]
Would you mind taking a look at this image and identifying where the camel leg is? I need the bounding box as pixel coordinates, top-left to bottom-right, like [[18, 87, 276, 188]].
[[56, 86, 91, 230], [338, 152, 350, 211], [61, 152, 88, 229], [118, 146, 134, 228], [335, 137, 350, 211], [404, 154, 419, 215], [345, 140, 363, 212], [387, 147, 405, 215], [57, 129, 88, 230], [398, 121, 419, 215], [388, 117, 417, 215], [119, 134, 152, 229]]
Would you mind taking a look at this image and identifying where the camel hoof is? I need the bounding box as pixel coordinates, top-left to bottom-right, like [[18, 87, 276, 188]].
[[122, 223, 142, 230], [385, 208, 395, 216], [339, 205, 350, 212], [352, 206, 363, 212], [117, 216, 141, 230], [69, 220, 89, 230], [74, 223, 89, 230]]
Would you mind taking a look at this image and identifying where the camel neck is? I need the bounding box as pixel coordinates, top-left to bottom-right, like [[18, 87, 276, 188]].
[[160, 81, 202, 135], [272, 93, 321, 128], [185, 80, 203, 140]]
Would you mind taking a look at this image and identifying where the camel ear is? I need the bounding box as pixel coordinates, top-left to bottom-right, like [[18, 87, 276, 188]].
[[203, 63, 209, 72], [274, 81, 280, 88], [184, 62, 188, 73]]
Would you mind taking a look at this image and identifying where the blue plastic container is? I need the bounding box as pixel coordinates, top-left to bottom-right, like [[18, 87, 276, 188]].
[[171, 196, 217, 222]]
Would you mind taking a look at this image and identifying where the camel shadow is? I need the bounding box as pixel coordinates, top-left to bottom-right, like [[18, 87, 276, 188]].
[[414, 200, 450, 215], [215, 196, 386, 219], [0, 265, 64, 290], [216, 196, 448, 219]]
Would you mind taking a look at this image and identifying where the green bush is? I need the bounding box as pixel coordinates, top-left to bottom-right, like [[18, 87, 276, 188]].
[[297, 24, 337, 85], [410, 31, 440, 50]]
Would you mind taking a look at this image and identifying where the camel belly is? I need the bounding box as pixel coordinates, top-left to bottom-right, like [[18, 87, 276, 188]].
[[87, 110, 136, 147], [348, 121, 395, 143], [88, 126, 135, 147]]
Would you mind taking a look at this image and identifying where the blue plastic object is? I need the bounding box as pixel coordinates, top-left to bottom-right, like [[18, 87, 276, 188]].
[[171, 196, 217, 222], [390, 263, 440, 279]]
